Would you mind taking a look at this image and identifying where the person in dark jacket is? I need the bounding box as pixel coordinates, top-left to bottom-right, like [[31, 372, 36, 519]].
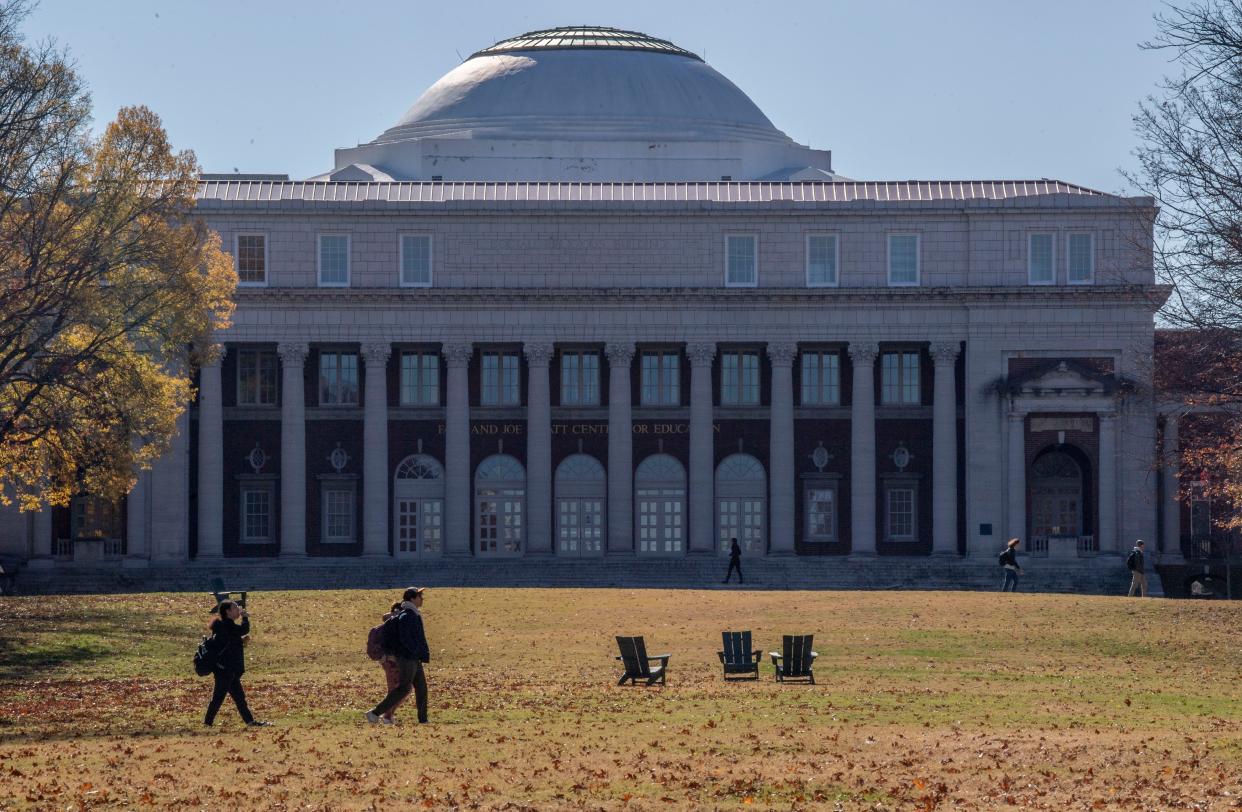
[[1127, 540, 1148, 597], [723, 538, 743, 584], [1000, 537, 1023, 592], [366, 587, 430, 724], [204, 600, 270, 728]]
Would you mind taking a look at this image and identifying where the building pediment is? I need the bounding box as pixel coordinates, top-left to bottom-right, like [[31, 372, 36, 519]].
[[1001, 359, 1127, 398]]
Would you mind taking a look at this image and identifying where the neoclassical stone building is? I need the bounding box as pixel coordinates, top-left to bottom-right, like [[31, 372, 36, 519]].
[[2, 27, 1187, 577]]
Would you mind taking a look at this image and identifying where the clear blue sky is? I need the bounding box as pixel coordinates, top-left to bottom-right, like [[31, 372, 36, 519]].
[[23, 0, 1171, 191]]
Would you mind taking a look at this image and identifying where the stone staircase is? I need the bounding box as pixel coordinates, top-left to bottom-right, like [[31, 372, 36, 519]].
[[10, 555, 1137, 597]]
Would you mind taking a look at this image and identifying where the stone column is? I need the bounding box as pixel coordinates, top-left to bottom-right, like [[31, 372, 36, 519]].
[[125, 472, 149, 565], [149, 407, 191, 561], [28, 508, 54, 567], [196, 345, 225, 559], [443, 343, 473, 556], [931, 342, 961, 555], [767, 342, 797, 555], [361, 343, 391, 557], [524, 342, 553, 554], [1006, 410, 1026, 543], [606, 342, 635, 554], [1161, 413, 1185, 563], [687, 342, 717, 554], [848, 342, 879, 555], [278, 342, 309, 558], [1098, 411, 1118, 554]]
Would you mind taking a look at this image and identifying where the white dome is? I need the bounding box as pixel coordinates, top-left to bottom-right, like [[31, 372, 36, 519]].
[[326, 27, 835, 182]]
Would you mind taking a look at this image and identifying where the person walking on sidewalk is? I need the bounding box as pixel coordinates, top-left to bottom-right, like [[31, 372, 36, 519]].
[[999, 538, 1023, 592], [723, 537, 744, 584], [204, 600, 270, 728], [366, 587, 430, 725], [1127, 540, 1148, 597]]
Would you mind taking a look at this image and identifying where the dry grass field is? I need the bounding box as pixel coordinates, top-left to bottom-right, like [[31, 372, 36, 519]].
[[1, 588, 1241, 810]]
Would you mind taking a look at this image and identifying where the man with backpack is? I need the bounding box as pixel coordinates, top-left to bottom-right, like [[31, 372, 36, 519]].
[[366, 587, 430, 725], [1126, 540, 1148, 597]]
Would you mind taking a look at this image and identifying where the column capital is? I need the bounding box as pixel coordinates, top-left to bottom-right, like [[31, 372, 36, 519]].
[[361, 342, 391, 367], [686, 341, 716, 368], [766, 342, 798, 368], [929, 341, 961, 366], [277, 342, 310, 366], [847, 341, 879, 365], [523, 342, 554, 367], [442, 342, 473, 368], [604, 341, 636, 366], [196, 343, 226, 367]]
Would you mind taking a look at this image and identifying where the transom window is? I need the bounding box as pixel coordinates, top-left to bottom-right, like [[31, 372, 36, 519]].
[[235, 234, 267, 286], [1068, 233, 1094, 284], [886, 487, 916, 541], [725, 234, 757, 287], [241, 485, 273, 542], [322, 484, 356, 542], [237, 349, 278, 406], [881, 351, 920, 406], [400, 234, 432, 287], [1029, 233, 1054, 284], [887, 234, 920, 286], [400, 352, 440, 406], [319, 351, 359, 406], [806, 234, 839, 287], [721, 350, 761, 406], [800, 350, 840, 405], [318, 234, 350, 287], [481, 351, 521, 406], [560, 351, 600, 406], [641, 351, 680, 406]]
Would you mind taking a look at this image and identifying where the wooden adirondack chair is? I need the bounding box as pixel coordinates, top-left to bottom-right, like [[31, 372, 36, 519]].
[[615, 636, 670, 686], [718, 630, 762, 680], [210, 576, 248, 610], [770, 634, 818, 683]]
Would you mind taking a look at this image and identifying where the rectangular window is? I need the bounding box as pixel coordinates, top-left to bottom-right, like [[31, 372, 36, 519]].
[[641, 351, 680, 406], [1029, 233, 1054, 284], [560, 351, 600, 406], [241, 486, 272, 542], [235, 234, 267, 286], [323, 484, 355, 543], [1068, 233, 1094, 284], [318, 234, 350, 287], [721, 350, 761, 406], [881, 351, 920, 405], [725, 235, 757, 287], [237, 349, 278, 406], [804, 486, 837, 542], [887, 234, 919, 286], [319, 351, 359, 406], [806, 234, 839, 287], [886, 487, 915, 540], [400, 352, 439, 406], [400, 234, 432, 287], [481, 351, 520, 406], [800, 351, 840, 405]]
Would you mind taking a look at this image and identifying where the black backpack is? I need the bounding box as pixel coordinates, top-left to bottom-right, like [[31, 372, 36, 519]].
[[1126, 550, 1140, 571], [380, 611, 405, 656], [998, 549, 1009, 566], [193, 635, 222, 677]]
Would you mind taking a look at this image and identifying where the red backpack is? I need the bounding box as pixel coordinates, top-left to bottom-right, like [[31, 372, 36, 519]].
[[366, 623, 387, 661]]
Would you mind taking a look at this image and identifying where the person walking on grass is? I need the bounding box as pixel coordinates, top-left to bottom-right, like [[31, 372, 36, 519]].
[[1000, 537, 1023, 592], [723, 537, 744, 584], [1127, 540, 1148, 597], [204, 600, 270, 728], [375, 601, 406, 724], [366, 587, 430, 725]]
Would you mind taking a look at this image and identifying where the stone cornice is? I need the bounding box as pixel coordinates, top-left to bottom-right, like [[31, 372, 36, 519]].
[[234, 285, 1172, 311]]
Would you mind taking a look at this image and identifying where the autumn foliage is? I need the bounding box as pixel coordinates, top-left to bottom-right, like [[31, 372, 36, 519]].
[[0, 2, 235, 509]]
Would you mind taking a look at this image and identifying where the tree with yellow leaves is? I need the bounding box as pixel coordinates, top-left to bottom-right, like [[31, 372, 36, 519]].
[[0, 0, 235, 511]]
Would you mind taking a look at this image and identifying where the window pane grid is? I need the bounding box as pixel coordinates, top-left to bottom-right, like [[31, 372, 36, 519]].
[[800, 352, 840, 405], [319, 235, 349, 285], [236, 235, 266, 284], [807, 235, 837, 285], [238, 350, 278, 406], [641, 352, 679, 405], [400, 352, 439, 406], [726, 235, 756, 286], [324, 488, 354, 541], [401, 235, 432, 285], [881, 352, 920, 405], [1068, 233, 1093, 282], [482, 352, 521, 406], [1029, 233, 1054, 283], [887, 488, 914, 539], [243, 489, 271, 540], [320, 352, 359, 405], [888, 235, 918, 285], [722, 351, 760, 405]]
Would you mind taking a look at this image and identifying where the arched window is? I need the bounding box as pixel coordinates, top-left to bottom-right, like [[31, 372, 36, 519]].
[[555, 454, 606, 556], [475, 454, 526, 555], [1031, 449, 1084, 540], [634, 453, 686, 555], [715, 453, 766, 555], [393, 454, 444, 557]]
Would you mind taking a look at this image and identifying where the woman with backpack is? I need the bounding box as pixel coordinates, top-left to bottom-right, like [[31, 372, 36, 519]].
[[999, 537, 1023, 592], [204, 600, 270, 728], [370, 602, 405, 724]]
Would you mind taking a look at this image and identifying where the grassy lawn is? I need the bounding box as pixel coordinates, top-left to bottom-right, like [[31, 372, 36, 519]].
[[1, 589, 1241, 810]]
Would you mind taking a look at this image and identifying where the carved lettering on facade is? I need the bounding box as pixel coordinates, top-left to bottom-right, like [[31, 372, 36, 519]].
[[1030, 417, 1094, 434]]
